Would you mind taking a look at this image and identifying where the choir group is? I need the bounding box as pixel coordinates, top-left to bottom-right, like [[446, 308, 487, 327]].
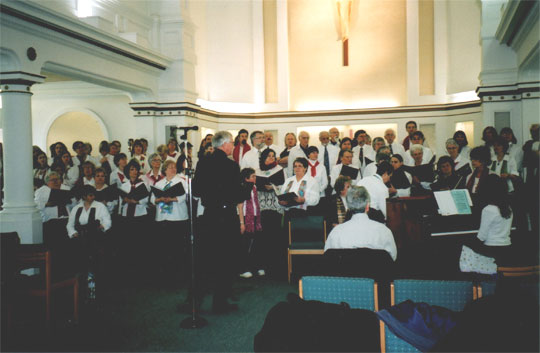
[[4, 121, 537, 299]]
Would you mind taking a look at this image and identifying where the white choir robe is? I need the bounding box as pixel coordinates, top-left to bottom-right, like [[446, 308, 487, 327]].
[[119, 180, 149, 217], [63, 165, 79, 188], [133, 154, 150, 174], [150, 174, 189, 222], [240, 148, 263, 170], [317, 143, 340, 171], [352, 144, 375, 175], [405, 146, 434, 166], [280, 174, 320, 210], [110, 170, 126, 188], [34, 184, 76, 222], [66, 200, 112, 237], [287, 145, 310, 176], [387, 142, 407, 160]]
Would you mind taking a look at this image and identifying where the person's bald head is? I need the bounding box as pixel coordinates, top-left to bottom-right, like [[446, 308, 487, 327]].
[[319, 131, 330, 145], [298, 131, 310, 148], [384, 129, 396, 144]]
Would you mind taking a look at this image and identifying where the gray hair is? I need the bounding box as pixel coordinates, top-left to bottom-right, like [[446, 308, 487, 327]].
[[212, 131, 233, 148], [445, 138, 458, 148], [148, 153, 160, 162], [410, 144, 424, 154], [372, 137, 385, 149], [346, 186, 370, 214], [45, 171, 60, 184]]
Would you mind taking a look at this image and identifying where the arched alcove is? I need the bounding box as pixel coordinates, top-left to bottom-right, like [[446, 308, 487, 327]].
[[46, 111, 106, 157]]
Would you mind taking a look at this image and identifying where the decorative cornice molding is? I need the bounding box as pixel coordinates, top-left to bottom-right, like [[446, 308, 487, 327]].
[[0, 71, 46, 86], [476, 81, 540, 100], [495, 0, 537, 47], [0, 1, 172, 70]]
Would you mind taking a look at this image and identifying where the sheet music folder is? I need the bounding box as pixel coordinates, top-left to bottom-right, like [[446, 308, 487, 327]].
[[151, 183, 185, 198], [433, 189, 473, 215]]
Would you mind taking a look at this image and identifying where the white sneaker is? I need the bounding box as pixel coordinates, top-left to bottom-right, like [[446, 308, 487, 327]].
[[257, 269, 266, 276], [239, 271, 253, 278]]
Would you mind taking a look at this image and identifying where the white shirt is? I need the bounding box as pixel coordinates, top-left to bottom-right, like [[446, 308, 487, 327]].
[[280, 174, 320, 210], [262, 144, 280, 153], [352, 145, 375, 170], [317, 143, 340, 171], [66, 200, 112, 237], [307, 159, 328, 197], [405, 146, 434, 166], [34, 184, 75, 222], [458, 146, 471, 160], [150, 174, 188, 221], [386, 141, 407, 160], [133, 154, 149, 174], [324, 213, 397, 261], [240, 148, 263, 170], [489, 154, 519, 192], [477, 205, 512, 246], [453, 154, 472, 174], [507, 143, 524, 173], [363, 162, 377, 179], [119, 180, 149, 217], [356, 174, 389, 218], [110, 170, 126, 188], [166, 152, 180, 163], [287, 145, 310, 176], [330, 163, 361, 188], [73, 154, 101, 168], [63, 165, 79, 188]]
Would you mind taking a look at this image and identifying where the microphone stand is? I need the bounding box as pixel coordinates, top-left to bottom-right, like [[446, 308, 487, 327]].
[[172, 127, 208, 329]]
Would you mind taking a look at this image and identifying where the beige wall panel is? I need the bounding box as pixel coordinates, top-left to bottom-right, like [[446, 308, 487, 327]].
[[447, 0, 481, 94], [418, 0, 434, 96], [263, 0, 279, 103], [288, 0, 407, 110]]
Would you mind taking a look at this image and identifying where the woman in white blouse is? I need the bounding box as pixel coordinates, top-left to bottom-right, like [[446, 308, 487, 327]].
[[110, 153, 128, 188], [151, 160, 189, 283], [279, 157, 320, 218], [460, 175, 512, 274], [131, 139, 149, 174], [57, 150, 79, 188], [490, 136, 519, 193]]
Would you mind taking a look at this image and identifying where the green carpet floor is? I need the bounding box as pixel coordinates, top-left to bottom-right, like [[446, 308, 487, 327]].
[[5, 278, 297, 352]]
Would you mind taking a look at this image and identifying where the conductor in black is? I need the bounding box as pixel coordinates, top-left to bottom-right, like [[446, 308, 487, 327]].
[[193, 130, 243, 314]]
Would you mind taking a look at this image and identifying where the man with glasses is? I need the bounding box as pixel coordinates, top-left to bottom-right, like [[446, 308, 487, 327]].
[[240, 131, 265, 170], [287, 131, 311, 176]]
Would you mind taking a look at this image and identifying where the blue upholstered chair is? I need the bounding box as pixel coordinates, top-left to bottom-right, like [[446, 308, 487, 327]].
[[299, 276, 378, 310], [288, 216, 327, 283], [381, 279, 474, 353]]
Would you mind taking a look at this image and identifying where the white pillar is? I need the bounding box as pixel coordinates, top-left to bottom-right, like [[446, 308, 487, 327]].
[[0, 71, 45, 244]]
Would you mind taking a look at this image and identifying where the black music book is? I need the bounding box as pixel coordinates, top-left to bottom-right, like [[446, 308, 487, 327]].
[[151, 182, 185, 198], [455, 163, 472, 177], [403, 164, 435, 182], [95, 185, 118, 202], [47, 189, 72, 206], [277, 192, 302, 207], [340, 165, 359, 180], [118, 184, 150, 201], [256, 168, 285, 188]]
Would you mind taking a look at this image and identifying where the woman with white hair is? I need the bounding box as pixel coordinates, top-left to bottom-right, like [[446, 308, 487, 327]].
[[445, 138, 472, 177]]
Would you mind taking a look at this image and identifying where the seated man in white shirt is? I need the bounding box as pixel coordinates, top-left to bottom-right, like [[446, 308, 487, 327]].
[[356, 161, 392, 223], [324, 185, 397, 261]]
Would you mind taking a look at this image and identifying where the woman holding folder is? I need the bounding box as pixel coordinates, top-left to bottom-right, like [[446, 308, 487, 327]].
[[150, 160, 188, 284], [279, 157, 320, 219]]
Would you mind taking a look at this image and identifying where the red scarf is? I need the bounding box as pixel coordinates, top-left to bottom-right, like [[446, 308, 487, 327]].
[[118, 172, 125, 183], [245, 185, 262, 233], [146, 171, 164, 186], [308, 160, 320, 177], [233, 143, 251, 164]]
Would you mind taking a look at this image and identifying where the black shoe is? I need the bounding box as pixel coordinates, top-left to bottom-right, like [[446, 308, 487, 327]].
[[212, 302, 238, 314]]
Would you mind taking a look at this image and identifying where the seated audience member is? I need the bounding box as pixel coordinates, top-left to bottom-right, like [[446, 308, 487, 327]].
[[324, 185, 397, 261], [329, 127, 340, 146], [279, 132, 297, 170], [33, 150, 50, 181], [306, 146, 328, 215], [237, 168, 266, 279], [241, 131, 265, 170], [279, 157, 320, 219], [453, 130, 471, 160], [431, 156, 466, 191], [389, 154, 412, 197], [405, 131, 434, 165], [330, 149, 361, 188], [384, 128, 406, 159], [402, 120, 417, 151], [356, 161, 392, 222], [490, 136, 519, 193], [110, 153, 128, 187], [35, 171, 75, 248], [233, 129, 251, 165], [466, 146, 491, 204], [143, 153, 165, 187], [328, 175, 352, 229], [500, 127, 524, 172], [446, 138, 472, 177], [460, 175, 512, 274]]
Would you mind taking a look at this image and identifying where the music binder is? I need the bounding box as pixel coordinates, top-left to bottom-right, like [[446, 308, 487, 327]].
[[277, 192, 302, 207], [256, 168, 285, 188], [47, 189, 72, 206], [118, 184, 150, 201], [340, 165, 359, 180], [433, 189, 473, 215], [151, 182, 186, 199]]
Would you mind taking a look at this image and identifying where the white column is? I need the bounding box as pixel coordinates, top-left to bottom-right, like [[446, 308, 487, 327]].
[[0, 72, 45, 244]]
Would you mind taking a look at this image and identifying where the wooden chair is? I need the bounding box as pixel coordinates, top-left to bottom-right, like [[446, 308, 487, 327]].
[[14, 244, 80, 327], [498, 264, 539, 277], [381, 279, 474, 353], [288, 216, 327, 283]]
